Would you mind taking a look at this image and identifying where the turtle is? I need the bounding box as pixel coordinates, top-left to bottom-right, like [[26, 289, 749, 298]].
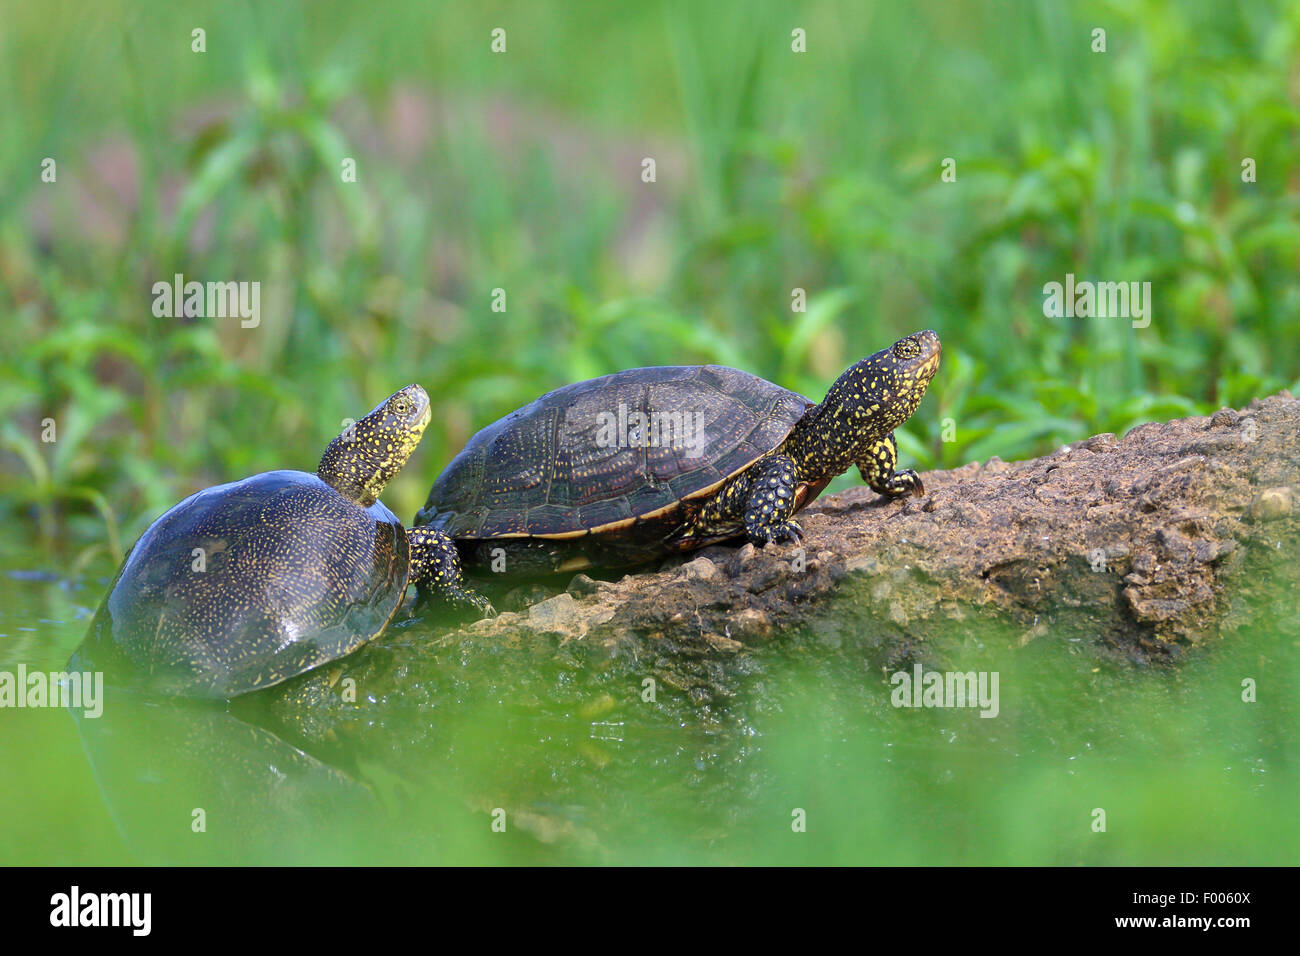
[[70, 384, 492, 699], [414, 329, 940, 577]]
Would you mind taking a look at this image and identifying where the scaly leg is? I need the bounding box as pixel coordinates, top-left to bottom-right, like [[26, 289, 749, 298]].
[[857, 433, 924, 497], [743, 454, 804, 544], [693, 453, 804, 546], [406, 527, 495, 616]]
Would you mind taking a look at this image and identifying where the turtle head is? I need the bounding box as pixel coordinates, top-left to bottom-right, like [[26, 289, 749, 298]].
[[318, 384, 431, 506], [823, 329, 941, 440]]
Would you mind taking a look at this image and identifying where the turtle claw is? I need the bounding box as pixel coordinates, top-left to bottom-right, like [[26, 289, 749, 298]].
[[457, 590, 496, 618], [878, 469, 923, 499], [751, 519, 804, 548]]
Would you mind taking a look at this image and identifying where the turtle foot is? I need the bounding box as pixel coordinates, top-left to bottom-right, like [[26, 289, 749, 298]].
[[749, 519, 804, 547]]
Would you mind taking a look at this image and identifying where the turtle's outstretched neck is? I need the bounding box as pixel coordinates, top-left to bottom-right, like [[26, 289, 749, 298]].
[[784, 401, 851, 482], [700, 330, 941, 545], [785, 330, 941, 483], [318, 384, 430, 506]]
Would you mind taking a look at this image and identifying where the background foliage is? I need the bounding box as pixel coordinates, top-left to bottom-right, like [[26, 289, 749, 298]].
[[1, 0, 1297, 572]]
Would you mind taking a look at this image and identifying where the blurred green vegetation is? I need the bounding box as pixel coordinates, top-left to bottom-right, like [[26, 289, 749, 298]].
[[1, 0, 1297, 571]]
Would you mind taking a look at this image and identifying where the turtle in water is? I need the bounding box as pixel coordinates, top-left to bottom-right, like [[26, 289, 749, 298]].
[[71, 384, 492, 699], [415, 330, 940, 576]]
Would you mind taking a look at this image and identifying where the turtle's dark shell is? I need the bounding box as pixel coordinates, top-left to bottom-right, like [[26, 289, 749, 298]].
[[415, 365, 823, 570], [73, 470, 409, 698]]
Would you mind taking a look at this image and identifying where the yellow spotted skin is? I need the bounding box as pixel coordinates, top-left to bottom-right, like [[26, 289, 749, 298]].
[[407, 527, 493, 615], [71, 384, 493, 699], [318, 385, 490, 612], [857, 433, 918, 496], [691, 330, 940, 544], [318, 384, 431, 507]]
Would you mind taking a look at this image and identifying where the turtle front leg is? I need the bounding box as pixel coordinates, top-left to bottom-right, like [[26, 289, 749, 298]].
[[693, 453, 802, 546], [857, 433, 924, 498], [744, 454, 804, 545], [406, 527, 495, 617]]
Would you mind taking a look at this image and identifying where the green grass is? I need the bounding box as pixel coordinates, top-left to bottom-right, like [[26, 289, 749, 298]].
[[1, 0, 1298, 569]]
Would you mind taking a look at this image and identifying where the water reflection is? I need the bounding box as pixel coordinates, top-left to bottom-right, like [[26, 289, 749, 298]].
[[71, 694, 381, 865]]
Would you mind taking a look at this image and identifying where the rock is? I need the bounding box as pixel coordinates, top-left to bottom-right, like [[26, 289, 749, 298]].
[[504, 583, 556, 611], [728, 608, 773, 640], [567, 574, 600, 597], [1083, 433, 1119, 453], [1253, 487, 1292, 520], [527, 593, 582, 636], [679, 556, 720, 582]]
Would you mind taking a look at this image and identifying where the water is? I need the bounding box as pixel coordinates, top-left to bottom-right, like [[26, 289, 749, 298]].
[[1, 527, 1296, 865]]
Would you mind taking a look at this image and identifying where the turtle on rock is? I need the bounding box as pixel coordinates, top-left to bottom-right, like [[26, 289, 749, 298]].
[[415, 330, 940, 576], [71, 385, 492, 699]]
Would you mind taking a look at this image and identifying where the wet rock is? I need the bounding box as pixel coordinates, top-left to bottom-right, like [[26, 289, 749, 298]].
[[504, 582, 558, 611], [566, 574, 600, 597], [728, 608, 773, 641], [1253, 487, 1293, 520], [528, 593, 582, 636]]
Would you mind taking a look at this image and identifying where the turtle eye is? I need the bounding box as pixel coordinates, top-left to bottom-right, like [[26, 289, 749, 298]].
[[392, 397, 412, 416], [893, 338, 920, 359]]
